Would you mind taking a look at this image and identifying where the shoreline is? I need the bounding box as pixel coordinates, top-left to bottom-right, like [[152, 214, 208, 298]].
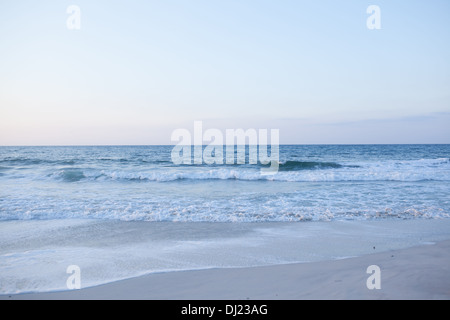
[[3, 239, 450, 300]]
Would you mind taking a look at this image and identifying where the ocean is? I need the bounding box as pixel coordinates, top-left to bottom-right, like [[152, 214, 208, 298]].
[[1, 145, 449, 222], [1, 144, 450, 294]]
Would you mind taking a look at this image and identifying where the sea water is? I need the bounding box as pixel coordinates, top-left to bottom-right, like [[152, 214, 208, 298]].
[[1, 145, 449, 222], [1, 145, 450, 294]]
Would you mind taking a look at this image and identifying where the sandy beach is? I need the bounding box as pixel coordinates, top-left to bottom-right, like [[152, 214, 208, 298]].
[[3, 239, 449, 300]]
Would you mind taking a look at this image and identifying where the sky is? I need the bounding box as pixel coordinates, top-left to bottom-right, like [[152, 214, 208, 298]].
[[0, 0, 449, 145]]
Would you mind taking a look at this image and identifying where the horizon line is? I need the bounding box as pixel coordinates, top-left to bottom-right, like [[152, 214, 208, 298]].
[[1, 143, 450, 147]]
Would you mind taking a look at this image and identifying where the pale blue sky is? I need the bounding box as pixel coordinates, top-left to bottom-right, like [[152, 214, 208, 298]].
[[1, 0, 449, 145]]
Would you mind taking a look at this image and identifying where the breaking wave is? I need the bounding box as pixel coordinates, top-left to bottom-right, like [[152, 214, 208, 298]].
[[32, 158, 450, 182]]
